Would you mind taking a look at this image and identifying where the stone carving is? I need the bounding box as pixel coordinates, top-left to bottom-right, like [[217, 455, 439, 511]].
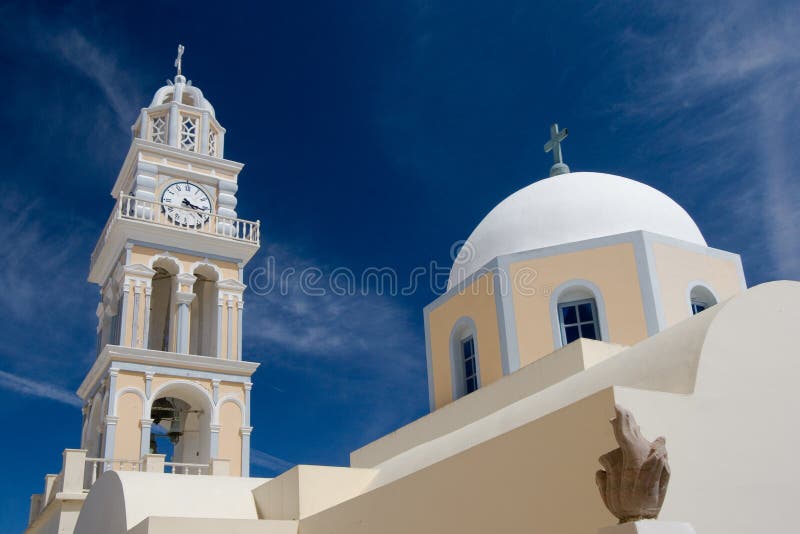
[[596, 405, 670, 523]]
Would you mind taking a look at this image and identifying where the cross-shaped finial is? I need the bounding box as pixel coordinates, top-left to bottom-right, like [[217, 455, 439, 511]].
[[543, 123, 570, 176], [174, 44, 185, 77]]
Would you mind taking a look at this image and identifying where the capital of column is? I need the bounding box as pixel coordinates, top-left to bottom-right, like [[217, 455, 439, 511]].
[[109, 368, 120, 378], [175, 291, 196, 305], [239, 426, 253, 437], [105, 415, 119, 427], [140, 418, 154, 429], [176, 272, 197, 288], [210, 424, 222, 434], [244, 382, 253, 391]]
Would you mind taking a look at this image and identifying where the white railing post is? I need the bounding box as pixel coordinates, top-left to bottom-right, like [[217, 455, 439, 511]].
[[143, 454, 166, 473], [210, 458, 230, 476], [61, 449, 88, 494]]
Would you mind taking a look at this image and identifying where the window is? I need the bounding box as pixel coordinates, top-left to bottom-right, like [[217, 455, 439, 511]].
[[461, 336, 478, 395], [150, 114, 167, 144], [689, 285, 717, 315], [559, 298, 600, 345], [180, 115, 199, 151], [208, 129, 218, 157]]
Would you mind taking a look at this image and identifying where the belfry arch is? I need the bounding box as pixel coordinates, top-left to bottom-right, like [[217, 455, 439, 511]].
[[147, 381, 213, 468], [190, 263, 220, 356], [148, 257, 180, 351]]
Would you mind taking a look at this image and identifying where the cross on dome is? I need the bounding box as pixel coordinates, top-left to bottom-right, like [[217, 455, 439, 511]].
[[544, 123, 570, 177], [174, 44, 185, 78]]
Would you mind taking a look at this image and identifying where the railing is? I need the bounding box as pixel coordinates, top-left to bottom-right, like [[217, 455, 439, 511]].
[[85, 457, 142, 487], [90, 193, 260, 270], [164, 461, 210, 475]]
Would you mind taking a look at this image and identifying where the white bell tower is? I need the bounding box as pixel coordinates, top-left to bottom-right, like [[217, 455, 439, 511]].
[[77, 46, 261, 477]]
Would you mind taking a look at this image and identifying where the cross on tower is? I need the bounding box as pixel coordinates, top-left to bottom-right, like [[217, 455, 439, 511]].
[[174, 44, 185, 77], [543, 123, 570, 176]]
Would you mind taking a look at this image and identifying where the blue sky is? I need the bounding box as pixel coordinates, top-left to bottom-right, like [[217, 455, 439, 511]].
[[1, 0, 798, 529]]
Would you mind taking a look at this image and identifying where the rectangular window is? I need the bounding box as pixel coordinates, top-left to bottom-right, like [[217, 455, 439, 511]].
[[462, 336, 478, 394], [180, 114, 199, 152], [559, 298, 600, 345], [149, 114, 167, 144]]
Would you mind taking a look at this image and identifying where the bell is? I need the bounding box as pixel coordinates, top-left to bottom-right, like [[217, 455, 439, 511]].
[[168, 413, 183, 444]]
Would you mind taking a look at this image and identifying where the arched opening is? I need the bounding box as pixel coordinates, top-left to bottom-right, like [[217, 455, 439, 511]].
[[149, 258, 179, 351], [190, 264, 219, 356], [689, 284, 717, 315], [449, 317, 480, 400], [552, 281, 608, 348], [149, 382, 212, 471]]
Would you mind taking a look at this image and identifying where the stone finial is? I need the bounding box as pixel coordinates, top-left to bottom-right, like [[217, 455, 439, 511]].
[[596, 405, 670, 523]]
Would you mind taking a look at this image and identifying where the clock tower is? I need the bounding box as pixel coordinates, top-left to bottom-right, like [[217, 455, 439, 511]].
[[77, 50, 260, 477]]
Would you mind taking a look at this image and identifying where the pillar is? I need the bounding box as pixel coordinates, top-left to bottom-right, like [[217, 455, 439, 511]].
[[236, 300, 244, 360], [168, 103, 179, 148], [142, 286, 152, 349], [175, 291, 195, 354], [139, 418, 153, 458], [240, 426, 252, 477], [210, 424, 221, 458]]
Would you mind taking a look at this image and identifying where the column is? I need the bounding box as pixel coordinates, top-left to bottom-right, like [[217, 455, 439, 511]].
[[168, 103, 179, 148], [226, 297, 234, 360], [103, 368, 119, 468], [216, 296, 224, 358], [131, 282, 140, 348], [175, 291, 195, 354], [200, 110, 210, 154], [244, 382, 252, 427], [210, 424, 221, 458], [240, 426, 252, 477], [118, 283, 130, 346], [142, 287, 152, 349], [236, 300, 244, 360], [139, 419, 153, 458], [145, 372, 154, 398]]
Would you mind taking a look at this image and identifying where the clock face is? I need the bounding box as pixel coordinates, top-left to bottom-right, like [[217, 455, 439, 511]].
[[160, 182, 212, 227]]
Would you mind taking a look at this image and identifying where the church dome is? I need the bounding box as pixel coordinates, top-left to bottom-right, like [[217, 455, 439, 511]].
[[149, 75, 216, 116], [449, 172, 706, 288]]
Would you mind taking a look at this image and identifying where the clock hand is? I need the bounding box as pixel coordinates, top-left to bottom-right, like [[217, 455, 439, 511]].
[[182, 198, 205, 211]]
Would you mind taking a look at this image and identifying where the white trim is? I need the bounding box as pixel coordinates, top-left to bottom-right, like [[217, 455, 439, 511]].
[[687, 281, 719, 315], [215, 395, 246, 426], [549, 279, 610, 350], [190, 260, 222, 281], [113, 387, 148, 418], [449, 316, 481, 401], [148, 254, 183, 274], [423, 307, 435, 411], [146, 379, 215, 416]]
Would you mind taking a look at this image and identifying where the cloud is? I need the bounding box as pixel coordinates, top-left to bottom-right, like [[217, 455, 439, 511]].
[[608, 0, 800, 280], [250, 448, 295, 475], [245, 244, 425, 380], [0, 370, 81, 407]]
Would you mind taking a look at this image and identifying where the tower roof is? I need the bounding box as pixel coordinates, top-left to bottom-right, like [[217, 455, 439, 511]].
[[449, 172, 706, 288]]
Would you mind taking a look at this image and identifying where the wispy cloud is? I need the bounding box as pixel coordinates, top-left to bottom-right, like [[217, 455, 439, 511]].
[[0, 370, 81, 407], [250, 448, 295, 475], [245, 244, 425, 379], [608, 0, 800, 280]]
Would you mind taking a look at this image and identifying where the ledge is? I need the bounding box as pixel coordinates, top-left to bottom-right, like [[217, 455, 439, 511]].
[[78, 345, 259, 399]]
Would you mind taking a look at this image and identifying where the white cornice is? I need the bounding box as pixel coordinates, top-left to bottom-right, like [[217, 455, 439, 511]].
[[216, 278, 247, 292], [111, 139, 245, 199], [89, 218, 259, 285], [77, 345, 260, 400], [124, 263, 156, 277]]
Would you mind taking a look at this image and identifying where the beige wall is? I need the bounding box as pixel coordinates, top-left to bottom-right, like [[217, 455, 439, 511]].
[[427, 273, 503, 409], [114, 392, 143, 462], [509, 243, 648, 367], [651, 242, 744, 328], [218, 401, 243, 476], [302, 389, 617, 534]]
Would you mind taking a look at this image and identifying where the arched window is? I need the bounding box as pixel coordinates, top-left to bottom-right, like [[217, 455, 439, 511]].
[[450, 317, 480, 400], [688, 284, 717, 315], [551, 280, 608, 348], [189, 264, 220, 356], [149, 258, 180, 351]]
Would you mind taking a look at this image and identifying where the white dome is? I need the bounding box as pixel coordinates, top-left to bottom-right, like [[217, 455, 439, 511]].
[[449, 172, 706, 288]]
